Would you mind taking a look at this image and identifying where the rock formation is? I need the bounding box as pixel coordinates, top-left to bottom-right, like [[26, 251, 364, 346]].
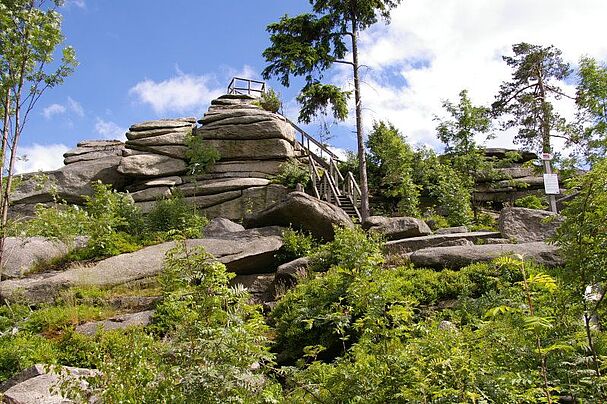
[[9, 94, 300, 221]]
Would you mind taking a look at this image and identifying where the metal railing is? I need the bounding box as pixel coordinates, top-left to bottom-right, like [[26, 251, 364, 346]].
[[227, 77, 266, 97]]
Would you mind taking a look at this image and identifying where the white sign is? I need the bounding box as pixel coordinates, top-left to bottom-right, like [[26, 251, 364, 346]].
[[541, 153, 553, 160], [543, 174, 560, 195]]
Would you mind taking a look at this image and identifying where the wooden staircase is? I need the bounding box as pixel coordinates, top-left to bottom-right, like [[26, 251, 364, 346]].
[[283, 116, 362, 222]]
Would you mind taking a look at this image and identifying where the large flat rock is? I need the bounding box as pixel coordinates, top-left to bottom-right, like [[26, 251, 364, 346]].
[[0, 227, 285, 304], [0, 364, 99, 403], [11, 157, 126, 207], [499, 207, 563, 242], [75, 310, 154, 336], [1, 237, 69, 280], [129, 118, 195, 132], [362, 216, 432, 240], [200, 184, 289, 221], [197, 117, 295, 142], [117, 153, 187, 177], [384, 231, 501, 254], [176, 177, 271, 197], [126, 131, 189, 146], [205, 138, 294, 160], [409, 242, 563, 269], [243, 191, 354, 241]]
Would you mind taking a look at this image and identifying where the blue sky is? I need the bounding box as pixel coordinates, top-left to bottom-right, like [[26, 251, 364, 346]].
[[15, 0, 607, 173]]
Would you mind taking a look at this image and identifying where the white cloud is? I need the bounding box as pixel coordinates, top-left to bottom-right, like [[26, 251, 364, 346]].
[[65, 0, 86, 9], [42, 104, 66, 119], [67, 97, 84, 117], [129, 72, 224, 115], [14, 144, 69, 174], [95, 118, 126, 141], [318, 0, 607, 153]]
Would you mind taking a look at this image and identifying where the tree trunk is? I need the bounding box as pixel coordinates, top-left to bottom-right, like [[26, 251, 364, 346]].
[[350, 14, 370, 221], [0, 89, 10, 270]]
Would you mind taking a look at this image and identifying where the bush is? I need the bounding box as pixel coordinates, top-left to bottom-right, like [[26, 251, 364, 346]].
[[273, 159, 310, 189], [259, 88, 282, 113], [277, 228, 318, 262], [144, 193, 207, 239], [185, 133, 221, 175], [514, 194, 548, 209]]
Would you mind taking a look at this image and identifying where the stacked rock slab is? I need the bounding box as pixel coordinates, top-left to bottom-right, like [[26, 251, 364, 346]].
[[115, 95, 293, 220], [10, 140, 127, 217]]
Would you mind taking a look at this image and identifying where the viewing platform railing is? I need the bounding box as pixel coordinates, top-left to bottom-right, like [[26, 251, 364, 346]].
[[227, 77, 266, 97]]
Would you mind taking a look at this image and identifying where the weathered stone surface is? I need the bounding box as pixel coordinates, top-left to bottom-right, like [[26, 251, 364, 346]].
[[435, 226, 469, 235], [77, 140, 123, 148], [409, 242, 563, 269], [177, 178, 271, 197], [135, 190, 242, 213], [143, 176, 183, 187], [203, 218, 245, 237], [130, 186, 171, 202], [484, 148, 537, 162], [126, 131, 189, 146], [435, 238, 474, 248], [126, 125, 192, 140], [0, 227, 285, 304], [11, 157, 126, 206], [198, 108, 274, 125], [362, 216, 432, 240], [243, 192, 354, 241], [198, 119, 295, 142], [64, 149, 124, 165], [201, 184, 289, 221], [499, 207, 563, 242], [384, 231, 501, 255], [476, 166, 535, 183], [0, 364, 98, 403], [273, 257, 311, 289], [0, 237, 69, 280], [205, 138, 294, 160], [129, 119, 194, 131], [126, 144, 189, 159], [64, 141, 124, 157], [75, 310, 154, 336], [117, 153, 187, 177]]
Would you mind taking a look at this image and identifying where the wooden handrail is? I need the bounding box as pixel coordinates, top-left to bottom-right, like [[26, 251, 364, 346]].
[[227, 77, 266, 97], [282, 116, 341, 161]]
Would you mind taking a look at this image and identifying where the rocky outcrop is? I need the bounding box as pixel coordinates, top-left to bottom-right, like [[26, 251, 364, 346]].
[[0, 227, 285, 304], [10, 95, 299, 222], [409, 242, 563, 269], [75, 310, 154, 336], [243, 192, 354, 241], [498, 207, 563, 242], [203, 217, 245, 237], [435, 226, 469, 235], [0, 237, 70, 280], [384, 231, 501, 255], [362, 216, 432, 240], [273, 257, 311, 289], [0, 364, 99, 404]]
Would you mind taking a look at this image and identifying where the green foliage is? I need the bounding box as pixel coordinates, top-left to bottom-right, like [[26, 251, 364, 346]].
[[514, 194, 548, 209], [90, 241, 281, 403], [366, 121, 420, 216], [414, 147, 473, 226], [492, 43, 571, 153], [143, 192, 208, 240], [185, 132, 221, 175], [573, 56, 607, 165], [278, 228, 318, 262], [272, 159, 310, 189], [259, 88, 282, 113], [296, 82, 349, 124]]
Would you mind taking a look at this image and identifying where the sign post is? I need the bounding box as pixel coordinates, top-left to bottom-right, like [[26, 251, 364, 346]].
[[541, 153, 559, 213]]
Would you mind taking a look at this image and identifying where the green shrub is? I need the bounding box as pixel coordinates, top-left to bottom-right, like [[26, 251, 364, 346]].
[[272, 159, 310, 189], [514, 194, 548, 209], [259, 88, 282, 113], [277, 228, 318, 261], [144, 193, 208, 239], [185, 133, 220, 175]]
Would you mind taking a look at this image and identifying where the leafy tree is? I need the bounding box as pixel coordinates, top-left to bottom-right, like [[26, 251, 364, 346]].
[[436, 89, 492, 184], [262, 0, 404, 220], [555, 159, 607, 379], [492, 43, 572, 154], [366, 121, 419, 216], [573, 56, 607, 165], [0, 0, 77, 268]]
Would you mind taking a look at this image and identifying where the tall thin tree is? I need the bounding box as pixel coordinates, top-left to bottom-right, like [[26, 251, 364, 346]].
[[262, 0, 403, 220]]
